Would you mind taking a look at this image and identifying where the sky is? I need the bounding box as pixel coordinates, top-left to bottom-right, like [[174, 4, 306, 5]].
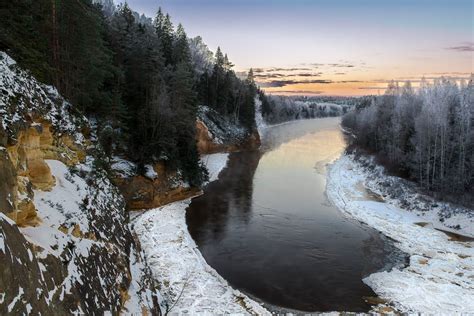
[[125, 0, 473, 96]]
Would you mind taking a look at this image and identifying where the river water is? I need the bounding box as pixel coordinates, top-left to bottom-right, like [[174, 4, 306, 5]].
[[186, 117, 403, 312]]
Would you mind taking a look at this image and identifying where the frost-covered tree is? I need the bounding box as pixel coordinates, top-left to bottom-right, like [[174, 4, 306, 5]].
[[259, 94, 352, 124], [189, 36, 214, 77], [342, 77, 474, 205]]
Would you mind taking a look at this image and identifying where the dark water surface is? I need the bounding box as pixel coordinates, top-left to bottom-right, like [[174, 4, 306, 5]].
[[186, 118, 403, 312]]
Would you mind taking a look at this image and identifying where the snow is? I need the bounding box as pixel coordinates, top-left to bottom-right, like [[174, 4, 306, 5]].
[[33, 160, 89, 231], [200, 153, 229, 183], [327, 154, 474, 313], [111, 157, 137, 178], [133, 201, 270, 315], [0, 232, 4, 254], [132, 153, 269, 315], [144, 164, 158, 180], [0, 52, 85, 142], [8, 287, 24, 312], [123, 243, 165, 314], [0, 214, 13, 254], [21, 225, 70, 258], [359, 156, 474, 237], [23, 158, 131, 304], [197, 105, 248, 145]]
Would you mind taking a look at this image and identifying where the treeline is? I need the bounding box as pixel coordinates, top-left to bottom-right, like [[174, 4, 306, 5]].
[[259, 93, 352, 124], [0, 0, 257, 186], [197, 51, 257, 130], [343, 78, 474, 204]]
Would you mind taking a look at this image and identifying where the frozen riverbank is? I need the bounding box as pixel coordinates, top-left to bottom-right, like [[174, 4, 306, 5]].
[[132, 153, 270, 315], [327, 154, 474, 313]]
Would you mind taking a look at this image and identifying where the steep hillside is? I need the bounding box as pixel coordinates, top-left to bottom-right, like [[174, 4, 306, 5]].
[[196, 105, 261, 154], [0, 52, 161, 314]]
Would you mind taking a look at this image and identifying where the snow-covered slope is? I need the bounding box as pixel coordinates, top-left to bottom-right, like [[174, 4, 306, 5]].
[[0, 52, 85, 143], [0, 52, 160, 314], [327, 154, 474, 313], [197, 105, 248, 146]]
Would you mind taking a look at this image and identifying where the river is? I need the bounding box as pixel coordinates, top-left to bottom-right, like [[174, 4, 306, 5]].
[[186, 117, 404, 312]]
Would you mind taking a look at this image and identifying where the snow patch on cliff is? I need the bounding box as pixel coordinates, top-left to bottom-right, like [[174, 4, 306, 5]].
[[197, 105, 247, 145], [327, 154, 474, 313], [0, 52, 85, 142]]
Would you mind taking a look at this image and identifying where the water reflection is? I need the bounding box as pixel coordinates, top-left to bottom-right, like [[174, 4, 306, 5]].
[[187, 118, 404, 312], [189, 150, 261, 245]]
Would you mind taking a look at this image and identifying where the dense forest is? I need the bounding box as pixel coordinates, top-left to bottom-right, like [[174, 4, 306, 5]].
[[342, 78, 474, 205], [259, 93, 353, 124], [0, 0, 257, 186]]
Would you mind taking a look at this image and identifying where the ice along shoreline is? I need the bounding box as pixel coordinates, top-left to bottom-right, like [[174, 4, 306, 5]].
[[132, 147, 474, 314], [326, 153, 474, 313]]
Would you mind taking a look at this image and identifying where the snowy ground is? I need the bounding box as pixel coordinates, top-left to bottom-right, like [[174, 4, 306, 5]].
[[132, 153, 270, 315], [327, 154, 474, 313]]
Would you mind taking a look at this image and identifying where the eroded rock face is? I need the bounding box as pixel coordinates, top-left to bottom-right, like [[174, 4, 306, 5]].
[[0, 51, 161, 315], [196, 119, 229, 154], [0, 148, 16, 215], [0, 215, 64, 315], [196, 119, 261, 154], [8, 125, 55, 190], [114, 163, 201, 210], [195, 105, 261, 155], [2, 120, 87, 226]]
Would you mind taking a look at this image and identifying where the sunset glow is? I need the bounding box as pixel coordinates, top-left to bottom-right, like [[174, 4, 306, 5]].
[[125, 0, 471, 95]]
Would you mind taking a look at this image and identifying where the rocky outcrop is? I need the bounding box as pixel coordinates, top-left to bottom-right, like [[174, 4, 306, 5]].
[[196, 119, 228, 154], [196, 106, 261, 154], [0, 52, 161, 314], [0, 215, 65, 315], [114, 162, 201, 210], [3, 120, 87, 226], [110, 105, 261, 210]]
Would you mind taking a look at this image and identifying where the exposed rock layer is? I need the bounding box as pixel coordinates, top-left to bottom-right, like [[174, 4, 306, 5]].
[[3, 120, 87, 226], [114, 162, 201, 210], [0, 52, 161, 315], [196, 119, 261, 155]]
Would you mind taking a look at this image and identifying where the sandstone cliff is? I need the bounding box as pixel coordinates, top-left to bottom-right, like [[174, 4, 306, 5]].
[[196, 105, 261, 154], [111, 160, 201, 210], [110, 105, 261, 211], [0, 52, 161, 314]]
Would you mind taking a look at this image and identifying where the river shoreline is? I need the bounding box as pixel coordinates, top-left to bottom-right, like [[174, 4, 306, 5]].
[[132, 121, 474, 314], [131, 153, 271, 315], [327, 154, 474, 313]]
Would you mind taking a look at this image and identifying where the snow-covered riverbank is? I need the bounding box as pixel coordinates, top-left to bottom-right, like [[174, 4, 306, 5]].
[[327, 154, 474, 313], [132, 153, 270, 315]]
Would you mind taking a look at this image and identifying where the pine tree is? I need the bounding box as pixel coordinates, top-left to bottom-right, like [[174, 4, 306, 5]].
[[0, 0, 52, 82], [210, 47, 226, 113], [154, 9, 174, 65], [223, 53, 234, 71], [173, 24, 191, 66], [170, 62, 205, 185], [238, 69, 257, 129]]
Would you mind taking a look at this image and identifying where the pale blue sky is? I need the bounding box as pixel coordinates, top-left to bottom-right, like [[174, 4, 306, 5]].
[[124, 0, 473, 95]]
